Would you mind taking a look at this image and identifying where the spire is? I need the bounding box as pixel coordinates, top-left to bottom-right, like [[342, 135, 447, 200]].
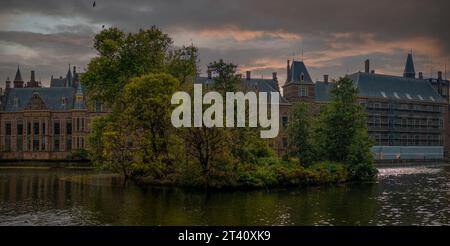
[[14, 65, 23, 82], [403, 52, 416, 78], [66, 64, 72, 87]]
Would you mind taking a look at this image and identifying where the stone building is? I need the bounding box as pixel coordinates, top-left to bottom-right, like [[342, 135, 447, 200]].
[[0, 66, 105, 160], [282, 53, 450, 160]]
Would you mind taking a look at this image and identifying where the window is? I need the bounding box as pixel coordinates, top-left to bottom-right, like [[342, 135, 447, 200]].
[[5, 123, 11, 135], [300, 73, 305, 81], [33, 139, 39, 152], [54, 139, 60, 151], [41, 138, 46, 151], [81, 137, 84, 148], [33, 122, 39, 135], [300, 86, 308, 97], [17, 124, 23, 135], [27, 122, 31, 135], [17, 137, 23, 152], [77, 118, 80, 131], [66, 121, 72, 135], [54, 122, 60, 135], [81, 118, 85, 131], [42, 123, 46, 135], [66, 138, 72, 151], [401, 135, 408, 146], [282, 116, 288, 128]]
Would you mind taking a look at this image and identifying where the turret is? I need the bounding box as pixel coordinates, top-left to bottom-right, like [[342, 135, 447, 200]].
[[74, 82, 86, 109], [13, 65, 24, 88], [66, 64, 72, 87], [403, 52, 416, 79], [5, 76, 11, 92]]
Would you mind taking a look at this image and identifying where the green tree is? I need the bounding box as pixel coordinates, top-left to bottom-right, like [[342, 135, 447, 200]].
[[287, 102, 316, 166], [208, 59, 239, 94], [84, 27, 198, 180], [315, 77, 377, 180], [122, 73, 180, 173]]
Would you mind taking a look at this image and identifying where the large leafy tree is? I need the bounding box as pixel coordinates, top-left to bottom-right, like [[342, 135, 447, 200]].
[[287, 102, 316, 167], [315, 77, 377, 180], [82, 27, 197, 108], [83, 27, 198, 180]]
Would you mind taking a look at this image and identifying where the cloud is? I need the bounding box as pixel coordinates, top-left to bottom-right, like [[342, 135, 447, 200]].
[[0, 0, 449, 87]]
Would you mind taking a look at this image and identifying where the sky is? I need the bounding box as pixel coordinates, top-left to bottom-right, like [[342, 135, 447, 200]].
[[0, 0, 449, 88]]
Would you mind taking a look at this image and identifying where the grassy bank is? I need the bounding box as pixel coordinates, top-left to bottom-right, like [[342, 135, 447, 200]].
[[136, 159, 349, 189]]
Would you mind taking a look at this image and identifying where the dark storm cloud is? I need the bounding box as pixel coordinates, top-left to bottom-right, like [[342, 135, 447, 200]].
[[0, 0, 449, 86]]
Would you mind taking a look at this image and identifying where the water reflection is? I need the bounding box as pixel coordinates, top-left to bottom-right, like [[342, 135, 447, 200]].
[[0, 165, 449, 226]]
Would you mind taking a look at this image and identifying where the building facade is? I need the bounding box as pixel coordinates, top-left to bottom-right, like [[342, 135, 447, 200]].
[[0, 66, 104, 160], [283, 54, 450, 161]]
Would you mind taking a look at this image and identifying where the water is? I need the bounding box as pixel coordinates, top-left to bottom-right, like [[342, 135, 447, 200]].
[[0, 165, 450, 226]]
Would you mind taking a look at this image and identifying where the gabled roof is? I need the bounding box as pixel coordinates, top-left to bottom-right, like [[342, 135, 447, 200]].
[[313, 72, 446, 104], [286, 61, 313, 84], [348, 72, 445, 103], [195, 76, 289, 103], [3, 87, 76, 112]]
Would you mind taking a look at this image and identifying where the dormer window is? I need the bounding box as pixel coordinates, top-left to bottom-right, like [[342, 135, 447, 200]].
[[300, 73, 305, 82]]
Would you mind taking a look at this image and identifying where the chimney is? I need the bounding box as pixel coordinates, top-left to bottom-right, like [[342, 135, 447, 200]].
[[287, 60, 290, 76], [30, 70, 35, 82], [246, 71, 251, 80], [5, 77, 11, 90], [438, 71, 443, 80], [365, 59, 370, 73], [272, 72, 277, 81], [207, 69, 212, 79], [419, 72, 424, 79], [323, 74, 329, 83]]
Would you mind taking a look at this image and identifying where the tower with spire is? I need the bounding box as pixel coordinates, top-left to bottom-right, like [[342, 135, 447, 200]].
[[13, 65, 24, 88], [403, 52, 416, 79], [66, 64, 73, 87]]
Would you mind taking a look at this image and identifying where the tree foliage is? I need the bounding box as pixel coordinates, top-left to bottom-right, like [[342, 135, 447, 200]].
[[287, 102, 316, 167]]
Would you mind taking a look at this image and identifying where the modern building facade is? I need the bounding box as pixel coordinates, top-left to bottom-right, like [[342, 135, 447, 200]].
[[0, 66, 104, 160]]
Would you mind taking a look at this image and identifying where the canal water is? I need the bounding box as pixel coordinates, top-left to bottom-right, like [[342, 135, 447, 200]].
[[0, 165, 449, 226]]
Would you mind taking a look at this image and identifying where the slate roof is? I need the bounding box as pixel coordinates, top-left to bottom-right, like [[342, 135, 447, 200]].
[[314, 81, 333, 102], [3, 87, 77, 111], [14, 66, 23, 82], [286, 61, 313, 84], [50, 78, 67, 87], [403, 53, 416, 78], [314, 72, 446, 104], [195, 77, 289, 103]]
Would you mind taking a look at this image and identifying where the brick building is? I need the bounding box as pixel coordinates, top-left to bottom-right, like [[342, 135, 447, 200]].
[[0, 66, 105, 160]]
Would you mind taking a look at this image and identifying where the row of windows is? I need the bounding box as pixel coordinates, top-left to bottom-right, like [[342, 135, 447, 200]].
[[3, 118, 85, 136], [3, 136, 85, 152], [372, 134, 443, 146], [368, 118, 444, 129], [362, 101, 443, 112]]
